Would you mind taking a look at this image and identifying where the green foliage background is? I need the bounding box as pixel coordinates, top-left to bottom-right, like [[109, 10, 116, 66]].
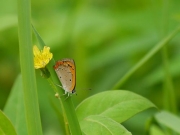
[[0, 0, 180, 135]]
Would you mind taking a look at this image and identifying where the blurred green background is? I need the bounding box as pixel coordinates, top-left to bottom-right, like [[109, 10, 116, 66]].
[[0, 0, 180, 135]]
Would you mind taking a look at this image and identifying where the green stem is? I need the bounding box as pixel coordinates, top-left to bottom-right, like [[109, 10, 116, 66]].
[[112, 26, 180, 89], [47, 78, 70, 135], [162, 47, 177, 112], [160, 0, 177, 114], [17, 0, 42, 134]]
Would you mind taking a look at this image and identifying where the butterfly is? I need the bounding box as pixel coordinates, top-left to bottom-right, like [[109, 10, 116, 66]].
[[53, 58, 76, 97]]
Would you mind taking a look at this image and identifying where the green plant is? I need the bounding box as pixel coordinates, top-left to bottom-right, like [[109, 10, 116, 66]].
[[1, 0, 180, 135]]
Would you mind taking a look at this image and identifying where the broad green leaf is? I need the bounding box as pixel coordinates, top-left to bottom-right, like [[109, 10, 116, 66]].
[[80, 115, 131, 135], [76, 90, 156, 123], [155, 111, 180, 134], [0, 110, 17, 135], [3, 74, 28, 135], [149, 125, 165, 135]]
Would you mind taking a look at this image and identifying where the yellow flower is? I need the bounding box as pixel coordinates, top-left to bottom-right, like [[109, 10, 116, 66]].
[[33, 45, 53, 69]]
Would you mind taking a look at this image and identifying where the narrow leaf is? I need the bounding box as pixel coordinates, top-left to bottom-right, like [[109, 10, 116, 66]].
[[3, 74, 27, 135], [80, 115, 131, 135], [17, 0, 43, 134], [0, 110, 17, 135], [155, 111, 180, 134], [76, 90, 156, 123], [32, 24, 46, 48]]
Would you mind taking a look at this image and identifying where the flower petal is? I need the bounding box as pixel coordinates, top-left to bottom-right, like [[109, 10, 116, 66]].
[[33, 45, 53, 69]]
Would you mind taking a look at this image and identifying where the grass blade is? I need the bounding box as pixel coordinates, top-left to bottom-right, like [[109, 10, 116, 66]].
[[112, 26, 180, 89], [17, 0, 43, 134]]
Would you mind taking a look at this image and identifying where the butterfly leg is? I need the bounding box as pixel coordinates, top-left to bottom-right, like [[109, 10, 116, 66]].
[[63, 91, 67, 95]]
